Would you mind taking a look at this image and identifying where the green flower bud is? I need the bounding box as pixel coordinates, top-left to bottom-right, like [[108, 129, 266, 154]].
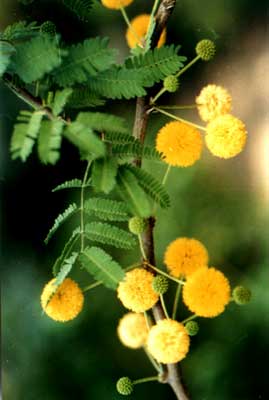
[[152, 275, 169, 295], [163, 75, 179, 93], [233, 286, 252, 305], [40, 21, 56, 36], [128, 217, 147, 235], [116, 377, 134, 396], [185, 320, 199, 336], [196, 39, 216, 61]]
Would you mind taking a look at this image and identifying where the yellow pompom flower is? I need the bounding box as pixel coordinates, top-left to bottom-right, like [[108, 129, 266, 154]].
[[164, 238, 209, 278], [156, 121, 203, 167], [205, 114, 247, 159], [117, 268, 159, 312], [117, 312, 149, 349], [196, 84, 232, 122], [183, 267, 231, 318], [126, 14, 166, 49], [147, 319, 190, 364], [41, 278, 84, 322], [101, 0, 133, 10]]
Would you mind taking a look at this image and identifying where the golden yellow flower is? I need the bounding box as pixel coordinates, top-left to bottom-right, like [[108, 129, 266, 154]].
[[196, 84, 232, 122], [147, 319, 190, 363], [183, 267, 231, 318], [117, 268, 159, 312], [41, 278, 84, 322], [126, 14, 166, 49], [117, 312, 149, 349], [164, 237, 208, 278], [156, 121, 203, 167], [101, 0, 133, 10], [205, 114, 247, 159]]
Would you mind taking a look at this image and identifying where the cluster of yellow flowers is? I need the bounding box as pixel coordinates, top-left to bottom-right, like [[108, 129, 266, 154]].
[[115, 236, 235, 363], [156, 84, 247, 164]]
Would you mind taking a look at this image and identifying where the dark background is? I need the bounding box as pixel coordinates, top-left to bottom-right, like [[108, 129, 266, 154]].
[[1, 0, 269, 399]]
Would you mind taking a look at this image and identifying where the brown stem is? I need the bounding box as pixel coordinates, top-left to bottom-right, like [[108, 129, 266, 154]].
[[132, 1, 190, 399]]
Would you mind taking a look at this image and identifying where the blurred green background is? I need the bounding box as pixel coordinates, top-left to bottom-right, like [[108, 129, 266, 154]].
[[1, 0, 268, 399]]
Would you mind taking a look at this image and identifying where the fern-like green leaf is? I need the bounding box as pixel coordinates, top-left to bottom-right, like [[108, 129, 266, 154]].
[[112, 143, 161, 161], [52, 88, 73, 116], [84, 198, 130, 221], [104, 131, 138, 145], [76, 112, 128, 134], [125, 45, 186, 87], [45, 203, 78, 244], [12, 35, 62, 83], [52, 179, 85, 192], [79, 246, 124, 290], [1, 21, 39, 41], [37, 120, 64, 164], [91, 157, 118, 194], [10, 110, 45, 161], [52, 228, 80, 276], [0, 41, 16, 77], [64, 122, 106, 158], [117, 166, 151, 218], [46, 252, 78, 306], [126, 164, 170, 209], [63, 0, 93, 21], [87, 66, 146, 99], [53, 37, 117, 86], [67, 87, 105, 108], [85, 222, 136, 249]]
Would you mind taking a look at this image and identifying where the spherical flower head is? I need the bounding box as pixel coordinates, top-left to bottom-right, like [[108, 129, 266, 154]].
[[206, 114, 247, 159], [185, 320, 199, 336], [40, 21, 56, 36], [152, 275, 169, 295], [126, 14, 166, 49], [183, 267, 231, 318], [117, 312, 149, 349], [116, 377, 134, 395], [164, 237, 209, 278], [196, 39, 216, 61], [117, 268, 159, 312], [128, 216, 147, 235], [163, 75, 179, 93], [232, 286, 252, 305], [101, 0, 133, 10], [41, 278, 84, 322], [147, 319, 190, 363], [196, 84, 232, 122], [156, 121, 203, 167]]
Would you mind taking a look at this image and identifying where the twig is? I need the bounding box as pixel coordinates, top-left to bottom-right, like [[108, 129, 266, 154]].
[[132, 0, 190, 398]]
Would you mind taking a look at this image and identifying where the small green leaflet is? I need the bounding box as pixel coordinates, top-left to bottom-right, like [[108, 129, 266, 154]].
[[126, 164, 171, 209], [45, 203, 78, 244], [52, 179, 85, 192], [85, 222, 136, 249], [117, 166, 152, 218], [79, 246, 125, 290], [12, 35, 62, 83], [91, 157, 118, 194], [84, 198, 130, 221], [76, 112, 128, 134], [37, 119, 64, 165], [46, 252, 78, 307], [52, 88, 73, 116], [52, 228, 80, 276], [10, 110, 45, 162], [64, 122, 106, 159], [53, 37, 117, 86]]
